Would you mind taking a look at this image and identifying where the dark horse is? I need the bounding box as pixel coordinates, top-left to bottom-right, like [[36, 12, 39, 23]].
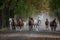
[[11, 19, 16, 30], [17, 19, 24, 29], [50, 18, 57, 31], [28, 17, 34, 31], [45, 19, 49, 30]]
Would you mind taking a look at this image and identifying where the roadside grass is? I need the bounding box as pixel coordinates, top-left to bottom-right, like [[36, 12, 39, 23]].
[[0, 27, 11, 33]]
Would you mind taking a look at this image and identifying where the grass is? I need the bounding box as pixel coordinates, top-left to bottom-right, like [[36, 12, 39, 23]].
[[0, 27, 11, 33]]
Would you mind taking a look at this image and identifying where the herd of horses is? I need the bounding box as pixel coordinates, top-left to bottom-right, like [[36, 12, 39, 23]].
[[9, 18, 57, 32]]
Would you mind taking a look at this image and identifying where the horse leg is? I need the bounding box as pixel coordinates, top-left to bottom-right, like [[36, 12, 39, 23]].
[[35, 24, 37, 29], [46, 25, 48, 30], [38, 24, 39, 31], [54, 27, 56, 31], [19, 26, 21, 31], [12, 25, 15, 30], [33, 24, 35, 29], [10, 24, 12, 30], [29, 25, 31, 31], [29, 25, 32, 31], [51, 27, 53, 31], [33, 24, 36, 30], [20, 26, 22, 29], [37, 24, 39, 31]]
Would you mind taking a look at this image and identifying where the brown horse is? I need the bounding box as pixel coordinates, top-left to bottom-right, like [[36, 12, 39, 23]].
[[50, 18, 57, 31], [28, 18, 34, 31], [17, 19, 24, 29], [45, 19, 49, 30], [11, 19, 16, 30]]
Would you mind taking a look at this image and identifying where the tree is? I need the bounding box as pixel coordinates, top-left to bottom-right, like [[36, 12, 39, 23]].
[[14, 0, 29, 19], [0, 0, 18, 28], [50, 0, 60, 22]]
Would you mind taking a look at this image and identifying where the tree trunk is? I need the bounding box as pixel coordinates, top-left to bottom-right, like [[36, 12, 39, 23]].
[[0, 9, 2, 29]]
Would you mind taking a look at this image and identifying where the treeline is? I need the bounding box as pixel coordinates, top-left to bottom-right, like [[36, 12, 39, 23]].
[[49, 0, 60, 22], [0, 0, 42, 28], [0, 0, 60, 28], [0, 0, 17, 28]]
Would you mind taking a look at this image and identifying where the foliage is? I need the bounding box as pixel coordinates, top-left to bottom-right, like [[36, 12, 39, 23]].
[[50, 0, 60, 22], [14, 0, 28, 14]]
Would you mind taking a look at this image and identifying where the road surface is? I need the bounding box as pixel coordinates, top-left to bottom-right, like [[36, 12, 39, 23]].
[[0, 31, 60, 40]]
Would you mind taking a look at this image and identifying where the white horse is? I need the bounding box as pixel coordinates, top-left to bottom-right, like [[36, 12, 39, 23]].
[[33, 19, 41, 31], [9, 18, 17, 30], [9, 18, 13, 30]]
